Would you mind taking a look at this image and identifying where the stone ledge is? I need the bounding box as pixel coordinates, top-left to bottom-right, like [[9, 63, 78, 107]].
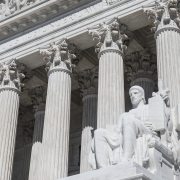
[[59, 161, 162, 180]]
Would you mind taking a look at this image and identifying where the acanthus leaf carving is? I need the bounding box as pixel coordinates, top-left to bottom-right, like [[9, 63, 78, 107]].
[[76, 66, 99, 97], [0, 59, 26, 92], [89, 17, 132, 56], [143, 0, 180, 33], [124, 48, 157, 83], [40, 39, 81, 73]]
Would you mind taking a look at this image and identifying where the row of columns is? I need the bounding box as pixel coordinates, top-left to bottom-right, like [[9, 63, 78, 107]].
[[1, 1, 180, 178], [77, 67, 98, 173]]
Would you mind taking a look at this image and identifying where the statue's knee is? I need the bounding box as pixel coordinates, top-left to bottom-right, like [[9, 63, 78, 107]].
[[122, 116, 134, 126]]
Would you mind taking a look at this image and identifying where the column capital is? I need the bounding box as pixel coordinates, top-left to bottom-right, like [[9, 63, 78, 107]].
[[28, 86, 47, 113], [0, 59, 26, 93], [40, 39, 82, 75], [124, 48, 157, 84], [76, 66, 98, 98], [143, 0, 180, 37], [88, 17, 132, 58]]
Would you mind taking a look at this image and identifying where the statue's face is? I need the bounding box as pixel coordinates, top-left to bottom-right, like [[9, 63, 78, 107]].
[[129, 89, 143, 105]]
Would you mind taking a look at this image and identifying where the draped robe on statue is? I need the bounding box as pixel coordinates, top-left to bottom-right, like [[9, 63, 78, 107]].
[[89, 102, 153, 169]]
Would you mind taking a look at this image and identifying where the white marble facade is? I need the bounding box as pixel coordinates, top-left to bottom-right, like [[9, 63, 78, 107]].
[[0, 0, 180, 180]]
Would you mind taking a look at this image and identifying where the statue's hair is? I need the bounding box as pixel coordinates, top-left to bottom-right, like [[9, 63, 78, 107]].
[[129, 86, 146, 104]]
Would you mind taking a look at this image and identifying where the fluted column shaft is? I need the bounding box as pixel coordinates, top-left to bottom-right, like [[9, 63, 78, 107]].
[[29, 39, 80, 180], [33, 107, 45, 143], [29, 103, 45, 180], [41, 69, 71, 180], [131, 78, 155, 103], [0, 59, 26, 180], [80, 94, 97, 173], [0, 89, 19, 180], [144, 2, 180, 108], [156, 30, 180, 108], [98, 50, 125, 128], [23, 144, 32, 180], [82, 95, 98, 129], [89, 18, 130, 128]]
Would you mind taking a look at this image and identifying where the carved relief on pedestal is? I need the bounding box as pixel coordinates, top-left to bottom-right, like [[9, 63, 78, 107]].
[[76, 66, 99, 97], [143, 0, 180, 34], [89, 17, 132, 57], [40, 39, 82, 74]]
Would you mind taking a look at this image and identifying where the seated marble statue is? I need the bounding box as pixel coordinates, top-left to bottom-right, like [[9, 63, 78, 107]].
[[89, 85, 179, 170]]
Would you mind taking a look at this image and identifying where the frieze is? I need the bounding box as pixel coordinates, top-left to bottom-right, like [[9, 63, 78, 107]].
[[0, 0, 46, 21], [103, 0, 123, 6]]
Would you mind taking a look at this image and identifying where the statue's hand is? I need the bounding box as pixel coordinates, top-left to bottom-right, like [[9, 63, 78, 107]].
[[159, 89, 170, 107], [143, 121, 153, 130], [144, 121, 158, 136]]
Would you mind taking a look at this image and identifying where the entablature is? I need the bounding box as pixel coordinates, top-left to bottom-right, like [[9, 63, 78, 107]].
[[0, 0, 156, 67], [0, 0, 96, 39], [0, 0, 99, 42]]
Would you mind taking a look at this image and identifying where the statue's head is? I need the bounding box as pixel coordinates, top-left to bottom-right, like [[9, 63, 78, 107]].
[[129, 86, 146, 106]]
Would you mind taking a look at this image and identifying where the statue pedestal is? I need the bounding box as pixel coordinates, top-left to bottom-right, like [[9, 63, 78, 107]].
[[59, 161, 163, 180]]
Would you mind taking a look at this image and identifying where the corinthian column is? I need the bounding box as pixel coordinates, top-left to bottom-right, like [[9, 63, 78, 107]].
[[0, 59, 25, 180], [144, 0, 180, 108], [29, 86, 47, 143], [125, 49, 157, 102], [77, 66, 98, 173], [89, 18, 131, 128], [39, 40, 78, 180], [28, 86, 46, 180]]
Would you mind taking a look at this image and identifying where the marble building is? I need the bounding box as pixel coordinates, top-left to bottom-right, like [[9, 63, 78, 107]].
[[0, 0, 180, 179]]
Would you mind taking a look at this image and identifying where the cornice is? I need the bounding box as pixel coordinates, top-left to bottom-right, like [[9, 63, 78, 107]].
[[0, 0, 97, 41], [0, 0, 155, 63]]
